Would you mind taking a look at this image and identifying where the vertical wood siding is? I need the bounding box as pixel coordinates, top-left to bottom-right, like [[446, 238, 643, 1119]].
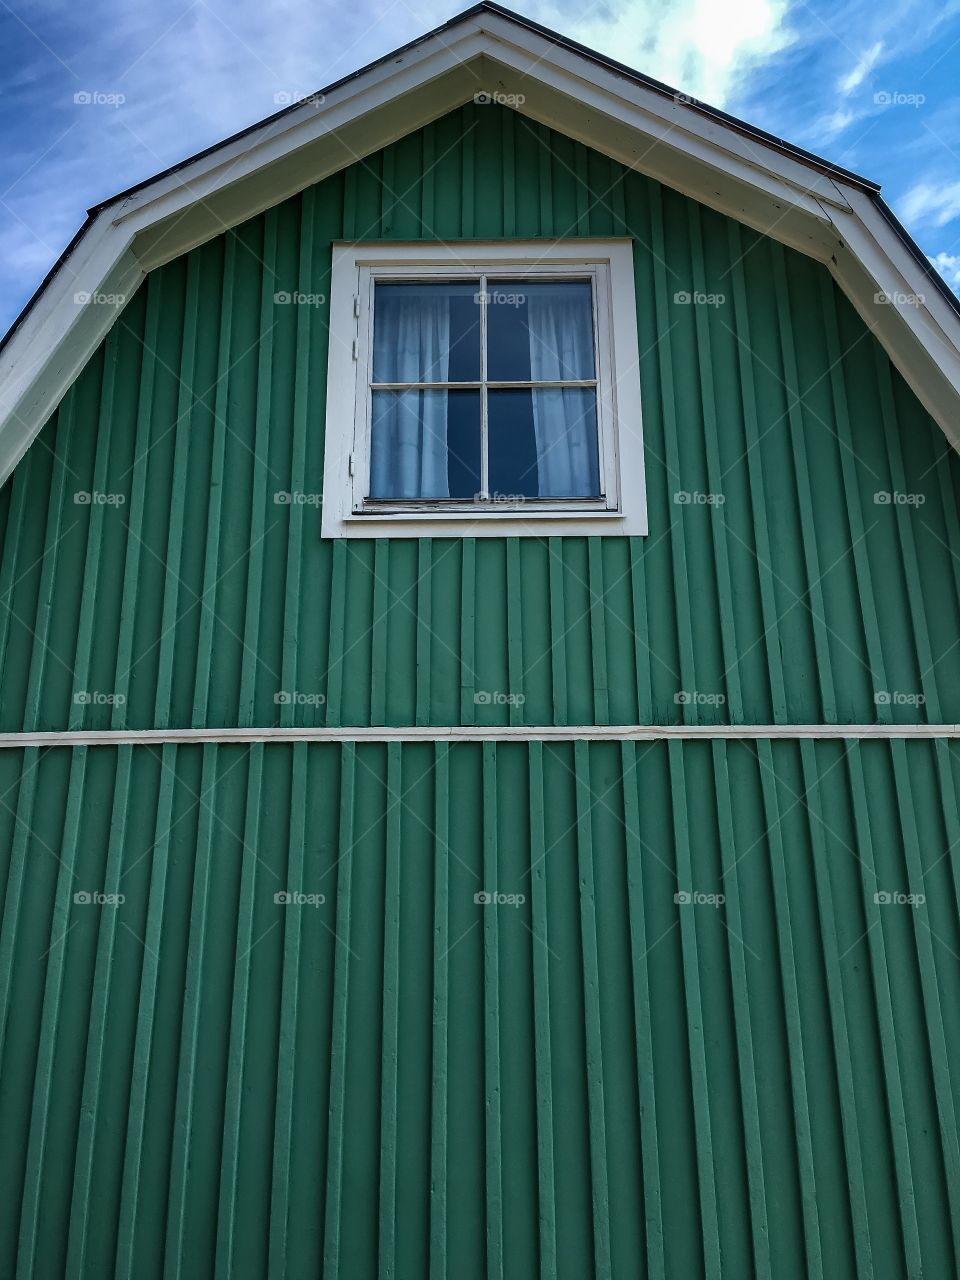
[[1, 102, 959, 733], [0, 738, 957, 1277]]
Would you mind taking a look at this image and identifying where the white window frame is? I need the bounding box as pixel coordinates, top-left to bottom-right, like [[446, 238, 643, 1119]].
[[321, 240, 647, 538]]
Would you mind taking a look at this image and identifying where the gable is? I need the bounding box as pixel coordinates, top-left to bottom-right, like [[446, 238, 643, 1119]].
[[0, 2, 958, 488], [1, 104, 959, 736]]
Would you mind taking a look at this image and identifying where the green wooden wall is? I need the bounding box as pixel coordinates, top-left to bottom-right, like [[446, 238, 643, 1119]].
[[0, 737, 958, 1278], [3, 100, 960, 1280], [1, 104, 959, 731]]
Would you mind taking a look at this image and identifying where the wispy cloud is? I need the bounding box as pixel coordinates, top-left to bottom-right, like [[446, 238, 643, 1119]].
[[837, 40, 883, 95], [898, 179, 960, 227], [818, 107, 857, 140]]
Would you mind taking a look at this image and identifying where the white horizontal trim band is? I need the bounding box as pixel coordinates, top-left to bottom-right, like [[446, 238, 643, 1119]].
[[0, 724, 958, 748]]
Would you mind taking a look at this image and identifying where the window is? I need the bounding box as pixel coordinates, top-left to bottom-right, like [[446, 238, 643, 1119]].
[[322, 241, 647, 537], [368, 275, 601, 505]]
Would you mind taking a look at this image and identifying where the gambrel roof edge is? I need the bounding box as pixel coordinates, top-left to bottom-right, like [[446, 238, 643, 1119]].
[[1, 0, 958, 484]]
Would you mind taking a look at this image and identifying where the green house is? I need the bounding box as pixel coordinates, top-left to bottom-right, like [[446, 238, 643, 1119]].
[[2, 5, 960, 1276]]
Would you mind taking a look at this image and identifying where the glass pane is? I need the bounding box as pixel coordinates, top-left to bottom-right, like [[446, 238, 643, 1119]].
[[369, 389, 481, 500], [486, 279, 594, 382], [488, 388, 600, 499], [372, 282, 481, 384]]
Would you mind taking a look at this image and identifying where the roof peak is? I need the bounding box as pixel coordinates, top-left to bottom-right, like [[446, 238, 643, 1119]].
[[89, 0, 880, 220]]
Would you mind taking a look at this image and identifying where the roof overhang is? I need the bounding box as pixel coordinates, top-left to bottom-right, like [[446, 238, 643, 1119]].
[[1, 1, 958, 482]]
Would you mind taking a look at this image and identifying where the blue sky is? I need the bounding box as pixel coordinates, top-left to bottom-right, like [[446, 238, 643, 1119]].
[[1, 0, 959, 332]]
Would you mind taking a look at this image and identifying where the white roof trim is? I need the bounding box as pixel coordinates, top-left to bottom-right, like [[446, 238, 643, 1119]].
[[1, 4, 958, 483]]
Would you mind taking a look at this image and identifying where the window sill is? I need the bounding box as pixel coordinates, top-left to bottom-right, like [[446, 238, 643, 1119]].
[[325, 508, 641, 539]]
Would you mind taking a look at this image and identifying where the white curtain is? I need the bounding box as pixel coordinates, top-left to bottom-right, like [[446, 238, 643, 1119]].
[[371, 291, 450, 498], [527, 288, 597, 497]]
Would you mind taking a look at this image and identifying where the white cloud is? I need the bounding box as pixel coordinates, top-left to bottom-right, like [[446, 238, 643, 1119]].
[[837, 40, 883, 95], [543, 0, 793, 107], [929, 251, 960, 293], [899, 180, 960, 228]]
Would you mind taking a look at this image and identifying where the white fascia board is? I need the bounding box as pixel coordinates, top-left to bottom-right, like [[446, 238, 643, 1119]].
[[844, 188, 960, 354], [0, 214, 144, 482], [110, 25, 492, 239], [475, 13, 853, 211], [479, 57, 845, 266], [827, 192, 960, 449], [830, 244, 957, 447], [128, 64, 479, 271]]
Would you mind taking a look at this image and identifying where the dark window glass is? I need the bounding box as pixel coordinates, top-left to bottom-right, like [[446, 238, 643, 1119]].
[[488, 388, 600, 498], [370, 389, 480, 499], [486, 279, 594, 382], [372, 282, 481, 383]]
